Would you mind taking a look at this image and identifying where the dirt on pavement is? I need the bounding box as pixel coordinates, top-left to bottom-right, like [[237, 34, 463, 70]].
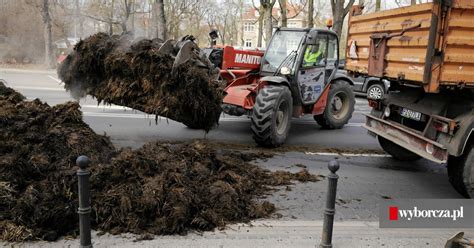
[[0, 83, 323, 242]]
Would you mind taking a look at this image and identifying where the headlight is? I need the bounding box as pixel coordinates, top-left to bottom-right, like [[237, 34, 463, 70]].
[[384, 107, 391, 117], [280, 67, 291, 75]]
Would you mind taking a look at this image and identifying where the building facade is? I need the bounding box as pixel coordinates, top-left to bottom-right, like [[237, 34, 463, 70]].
[[240, 5, 305, 49]]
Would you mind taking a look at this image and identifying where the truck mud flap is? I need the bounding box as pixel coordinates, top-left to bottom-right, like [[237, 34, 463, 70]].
[[364, 114, 448, 164]]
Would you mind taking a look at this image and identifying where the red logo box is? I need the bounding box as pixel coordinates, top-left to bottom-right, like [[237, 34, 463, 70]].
[[389, 206, 398, 221]]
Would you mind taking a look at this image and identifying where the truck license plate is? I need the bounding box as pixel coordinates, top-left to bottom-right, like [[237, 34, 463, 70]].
[[400, 108, 422, 121]]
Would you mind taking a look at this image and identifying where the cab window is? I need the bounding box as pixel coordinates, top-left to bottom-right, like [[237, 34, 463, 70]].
[[302, 35, 327, 68], [326, 35, 338, 68]]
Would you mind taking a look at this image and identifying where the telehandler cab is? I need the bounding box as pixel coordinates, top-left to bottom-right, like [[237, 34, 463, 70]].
[[212, 27, 355, 147]]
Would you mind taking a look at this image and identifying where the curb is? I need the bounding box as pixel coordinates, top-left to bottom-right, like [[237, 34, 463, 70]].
[[0, 68, 56, 74]]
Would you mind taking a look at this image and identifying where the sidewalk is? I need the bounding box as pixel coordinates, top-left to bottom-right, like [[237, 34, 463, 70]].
[[6, 220, 472, 248], [0, 67, 56, 75]]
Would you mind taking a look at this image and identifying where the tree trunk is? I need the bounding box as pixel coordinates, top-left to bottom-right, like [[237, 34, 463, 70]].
[[109, 0, 115, 35], [42, 0, 53, 68], [74, 0, 79, 38], [264, 6, 272, 44], [307, 0, 314, 28], [375, 0, 381, 11], [156, 0, 167, 40], [261, 0, 276, 46], [279, 0, 287, 27], [331, 0, 355, 36], [120, 0, 132, 33], [257, 8, 263, 47], [120, 22, 128, 33], [411, 0, 416, 5], [239, 0, 244, 46]]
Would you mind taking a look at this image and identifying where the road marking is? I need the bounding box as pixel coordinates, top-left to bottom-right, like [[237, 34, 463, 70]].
[[81, 104, 134, 110], [305, 151, 390, 157], [81, 112, 365, 127], [238, 220, 379, 227], [14, 86, 64, 92], [47, 75, 62, 84], [83, 112, 153, 119], [356, 99, 368, 104], [219, 118, 364, 126]]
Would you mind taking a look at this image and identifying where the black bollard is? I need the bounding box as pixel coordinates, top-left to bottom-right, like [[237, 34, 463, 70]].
[[76, 155, 92, 248], [320, 160, 340, 248]]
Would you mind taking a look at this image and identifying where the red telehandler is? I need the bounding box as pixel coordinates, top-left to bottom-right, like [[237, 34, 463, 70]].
[[201, 27, 356, 147]]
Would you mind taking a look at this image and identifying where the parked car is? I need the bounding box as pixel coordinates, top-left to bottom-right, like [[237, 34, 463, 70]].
[[338, 58, 346, 69], [350, 73, 390, 99], [336, 69, 389, 99]]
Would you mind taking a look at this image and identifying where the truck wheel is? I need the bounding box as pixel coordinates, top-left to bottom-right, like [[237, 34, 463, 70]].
[[448, 145, 474, 198], [314, 80, 355, 129], [251, 85, 292, 147], [378, 136, 421, 161], [367, 83, 385, 100]]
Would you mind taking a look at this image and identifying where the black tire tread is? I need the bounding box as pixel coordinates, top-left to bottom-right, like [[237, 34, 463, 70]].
[[448, 145, 474, 198], [251, 85, 292, 147], [378, 136, 422, 161], [314, 80, 355, 129]]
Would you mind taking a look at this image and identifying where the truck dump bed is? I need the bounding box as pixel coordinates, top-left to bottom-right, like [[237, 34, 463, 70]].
[[345, 0, 474, 93]]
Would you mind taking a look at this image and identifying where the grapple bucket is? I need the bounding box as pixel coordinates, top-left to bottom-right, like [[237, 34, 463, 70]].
[[173, 40, 199, 71], [157, 39, 175, 55], [156, 36, 218, 76]]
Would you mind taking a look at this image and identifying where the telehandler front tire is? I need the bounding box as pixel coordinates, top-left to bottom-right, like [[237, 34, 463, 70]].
[[251, 85, 292, 147]]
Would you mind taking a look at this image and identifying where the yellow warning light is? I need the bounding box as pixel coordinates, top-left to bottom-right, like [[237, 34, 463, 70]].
[[326, 19, 334, 29]]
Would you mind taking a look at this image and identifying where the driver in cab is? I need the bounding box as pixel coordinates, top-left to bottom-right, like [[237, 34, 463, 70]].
[[303, 43, 323, 67]]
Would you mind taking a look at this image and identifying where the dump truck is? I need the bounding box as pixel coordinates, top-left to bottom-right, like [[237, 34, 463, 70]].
[[346, 1, 474, 198]]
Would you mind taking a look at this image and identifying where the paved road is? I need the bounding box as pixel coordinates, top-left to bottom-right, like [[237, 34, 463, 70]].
[[2, 68, 471, 247], [0, 69, 378, 150]]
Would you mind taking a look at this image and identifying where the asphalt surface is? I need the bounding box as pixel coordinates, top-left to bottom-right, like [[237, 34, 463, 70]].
[[1, 68, 472, 247], [0, 69, 377, 150]]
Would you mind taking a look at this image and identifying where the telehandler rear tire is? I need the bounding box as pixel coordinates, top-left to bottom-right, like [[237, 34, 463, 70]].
[[448, 145, 474, 198], [251, 85, 292, 147], [314, 80, 355, 129]]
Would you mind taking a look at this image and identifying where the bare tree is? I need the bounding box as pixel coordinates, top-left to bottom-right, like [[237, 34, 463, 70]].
[[118, 0, 133, 33], [74, 0, 84, 38], [154, 0, 167, 40], [205, 0, 239, 46], [238, 0, 245, 46], [41, 0, 54, 67], [330, 0, 356, 36], [375, 0, 381, 11], [252, 1, 265, 47], [261, 0, 277, 45], [279, 0, 287, 27], [307, 0, 314, 28], [411, 0, 416, 5]]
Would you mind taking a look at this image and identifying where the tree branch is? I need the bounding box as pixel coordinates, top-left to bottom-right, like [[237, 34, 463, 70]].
[[82, 13, 120, 24], [344, 0, 356, 15]]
